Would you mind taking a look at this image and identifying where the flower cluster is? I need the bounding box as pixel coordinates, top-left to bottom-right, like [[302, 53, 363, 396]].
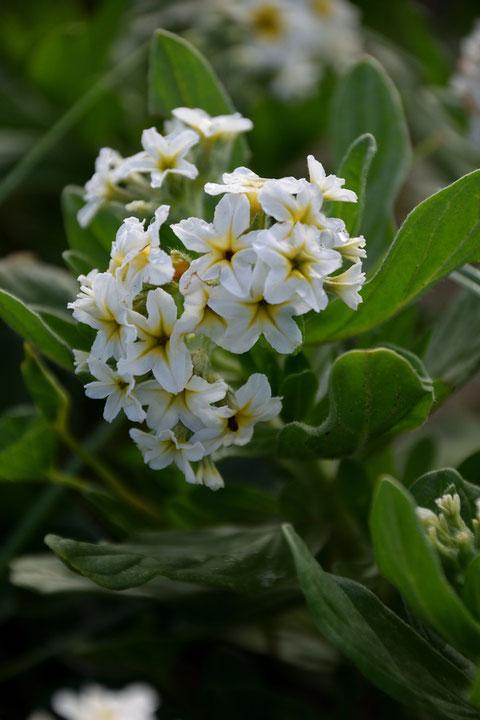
[[453, 19, 480, 146], [69, 108, 366, 489], [28, 683, 159, 720], [203, 0, 362, 100], [417, 492, 480, 568]]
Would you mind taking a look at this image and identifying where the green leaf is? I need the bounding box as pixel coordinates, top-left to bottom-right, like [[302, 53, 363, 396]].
[[463, 557, 480, 623], [330, 57, 410, 269], [409, 468, 480, 527], [149, 29, 234, 117], [370, 476, 480, 657], [279, 368, 318, 423], [35, 307, 94, 352], [425, 285, 480, 392], [329, 133, 377, 236], [0, 407, 56, 481], [45, 525, 294, 593], [0, 254, 77, 310], [403, 437, 437, 486], [62, 249, 98, 277], [61, 186, 110, 271], [305, 170, 480, 344], [21, 345, 69, 430], [283, 524, 479, 720], [0, 289, 73, 369], [277, 348, 433, 459], [148, 29, 246, 165]]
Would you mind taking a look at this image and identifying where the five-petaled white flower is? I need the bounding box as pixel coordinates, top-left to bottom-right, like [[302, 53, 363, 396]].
[[253, 222, 342, 311], [204, 166, 302, 212], [84, 356, 145, 423], [119, 127, 199, 188], [130, 427, 205, 485], [135, 375, 228, 432], [176, 273, 228, 344], [68, 272, 136, 361], [208, 261, 307, 354], [78, 147, 123, 228], [172, 194, 258, 296], [117, 288, 192, 393], [51, 683, 159, 720], [192, 373, 281, 453], [109, 206, 174, 297], [172, 107, 253, 140], [307, 155, 357, 202], [324, 262, 366, 309]]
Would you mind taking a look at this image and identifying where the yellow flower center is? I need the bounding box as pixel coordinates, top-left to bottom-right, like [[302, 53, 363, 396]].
[[312, 0, 333, 18], [251, 4, 285, 40]]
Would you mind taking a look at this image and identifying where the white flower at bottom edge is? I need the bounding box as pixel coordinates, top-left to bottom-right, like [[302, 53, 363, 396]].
[[118, 127, 199, 188], [307, 154, 357, 203], [117, 288, 192, 394], [109, 206, 174, 297], [130, 427, 205, 485], [85, 357, 146, 423], [172, 193, 257, 297], [52, 683, 159, 720], [172, 107, 253, 140], [207, 261, 308, 354], [135, 375, 228, 432], [324, 262, 366, 310], [253, 222, 342, 311], [192, 373, 282, 453], [77, 147, 123, 228], [195, 458, 225, 490]]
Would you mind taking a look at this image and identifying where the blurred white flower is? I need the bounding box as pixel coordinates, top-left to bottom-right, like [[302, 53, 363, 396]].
[[119, 127, 199, 188], [172, 107, 253, 139], [78, 148, 123, 228], [52, 683, 159, 720], [130, 427, 205, 484]]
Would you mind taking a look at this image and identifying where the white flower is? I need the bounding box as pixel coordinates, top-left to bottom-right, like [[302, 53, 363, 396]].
[[253, 222, 342, 311], [172, 107, 253, 140], [204, 166, 302, 213], [109, 206, 174, 297], [172, 194, 258, 296], [130, 427, 205, 485], [176, 273, 228, 344], [331, 232, 366, 262], [135, 375, 228, 432], [195, 458, 225, 490], [84, 356, 145, 423], [118, 127, 199, 188], [324, 262, 366, 309], [258, 179, 344, 234], [72, 349, 90, 374], [117, 288, 192, 393], [68, 272, 136, 361], [192, 373, 281, 452], [77, 148, 123, 228], [307, 155, 357, 202], [208, 261, 307, 353], [52, 683, 159, 720]]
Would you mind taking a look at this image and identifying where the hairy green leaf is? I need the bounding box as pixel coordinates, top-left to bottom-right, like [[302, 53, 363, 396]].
[[283, 524, 478, 720], [0, 408, 56, 481], [277, 348, 433, 459], [21, 345, 70, 429]]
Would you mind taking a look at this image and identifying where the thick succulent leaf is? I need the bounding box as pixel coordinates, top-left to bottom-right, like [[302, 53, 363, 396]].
[[46, 525, 294, 594], [283, 524, 479, 720], [277, 348, 433, 459], [305, 170, 480, 344], [331, 57, 410, 269], [0, 289, 73, 369], [370, 476, 480, 657]]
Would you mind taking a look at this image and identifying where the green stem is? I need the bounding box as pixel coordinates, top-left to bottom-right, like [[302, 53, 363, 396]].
[[58, 428, 163, 522], [45, 470, 93, 493]]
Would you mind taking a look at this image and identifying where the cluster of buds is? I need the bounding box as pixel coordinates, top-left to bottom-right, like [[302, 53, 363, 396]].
[[416, 492, 480, 568], [28, 683, 159, 720], [69, 107, 366, 489]]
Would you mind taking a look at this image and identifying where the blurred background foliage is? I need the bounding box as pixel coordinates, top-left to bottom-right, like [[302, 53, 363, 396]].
[[3, 1, 480, 718]]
